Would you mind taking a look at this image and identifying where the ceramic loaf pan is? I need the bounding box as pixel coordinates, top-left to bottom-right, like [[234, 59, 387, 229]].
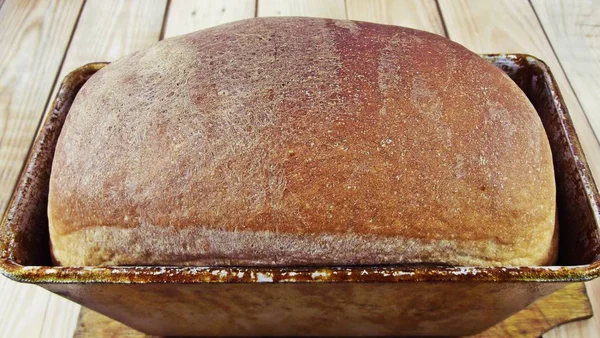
[[1, 54, 600, 336]]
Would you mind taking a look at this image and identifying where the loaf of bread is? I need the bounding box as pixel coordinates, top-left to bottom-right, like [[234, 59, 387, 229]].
[[48, 17, 557, 267]]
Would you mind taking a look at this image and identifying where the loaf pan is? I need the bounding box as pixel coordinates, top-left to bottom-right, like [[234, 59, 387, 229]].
[[1, 54, 599, 337]]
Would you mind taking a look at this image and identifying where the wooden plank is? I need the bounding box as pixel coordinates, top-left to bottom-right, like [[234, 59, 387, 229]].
[[437, 0, 600, 196], [39, 293, 81, 338], [55, 0, 167, 87], [163, 0, 255, 39], [0, 276, 51, 338], [44, 0, 168, 156], [0, 0, 83, 222], [71, 282, 592, 337], [0, 2, 82, 336], [74, 308, 146, 338], [345, 0, 445, 35], [531, 0, 600, 155], [544, 279, 600, 337], [257, 0, 346, 19]]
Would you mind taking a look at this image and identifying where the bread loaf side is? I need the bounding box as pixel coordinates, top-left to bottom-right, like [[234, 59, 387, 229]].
[[48, 17, 557, 267]]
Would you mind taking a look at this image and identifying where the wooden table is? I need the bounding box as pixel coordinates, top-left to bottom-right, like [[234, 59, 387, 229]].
[[0, 0, 598, 337]]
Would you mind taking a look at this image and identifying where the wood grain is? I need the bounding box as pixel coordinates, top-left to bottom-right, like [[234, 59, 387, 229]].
[[44, 0, 167, 121], [39, 294, 81, 338], [531, 0, 600, 150], [545, 279, 600, 338], [55, 0, 167, 90], [257, 0, 346, 19], [0, 276, 51, 338], [71, 282, 592, 337], [346, 0, 444, 35], [74, 308, 148, 338], [163, 0, 255, 39], [0, 0, 83, 223], [2, 0, 168, 334], [0, 1, 82, 336], [437, 0, 600, 182]]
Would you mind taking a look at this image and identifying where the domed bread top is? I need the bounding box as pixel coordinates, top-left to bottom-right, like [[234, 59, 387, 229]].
[[48, 17, 557, 267]]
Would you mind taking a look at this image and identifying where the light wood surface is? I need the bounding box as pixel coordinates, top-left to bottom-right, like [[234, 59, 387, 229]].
[[346, 0, 444, 35], [1, 0, 600, 337], [0, 1, 83, 336], [0, 0, 83, 219], [39, 294, 82, 338], [257, 0, 346, 19], [48, 0, 167, 104], [531, 0, 600, 143], [164, 0, 255, 39], [438, 0, 600, 181]]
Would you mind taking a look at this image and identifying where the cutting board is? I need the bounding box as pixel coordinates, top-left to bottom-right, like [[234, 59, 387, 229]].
[[73, 283, 592, 337]]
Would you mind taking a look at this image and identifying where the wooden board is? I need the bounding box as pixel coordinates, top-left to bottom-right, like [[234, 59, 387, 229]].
[[545, 279, 600, 338], [163, 0, 255, 39], [437, 0, 600, 181], [0, 1, 83, 336], [0, 0, 83, 219], [472, 283, 592, 337], [346, 0, 444, 35], [72, 283, 592, 338], [257, 0, 346, 19], [47, 0, 167, 104], [531, 0, 600, 145]]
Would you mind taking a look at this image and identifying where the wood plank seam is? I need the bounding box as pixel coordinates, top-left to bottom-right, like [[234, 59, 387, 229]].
[[37, 295, 52, 338], [159, 0, 171, 40], [31, 0, 86, 153], [0, 0, 90, 332], [343, 0, 349, 19], [0, 0, 84, 212], [9, 0, 85, 209], [434, 0, 450, 37], [529, 0, 600, 149]]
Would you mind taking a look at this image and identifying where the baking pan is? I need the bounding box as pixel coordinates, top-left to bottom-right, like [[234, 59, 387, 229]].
[[1, 54, 599, 336]]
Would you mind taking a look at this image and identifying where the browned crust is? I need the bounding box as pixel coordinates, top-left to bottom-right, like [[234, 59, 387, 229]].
[[48, 17, 556, 266]]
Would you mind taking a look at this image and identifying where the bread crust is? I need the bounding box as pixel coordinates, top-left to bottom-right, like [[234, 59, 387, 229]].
[[48, 17, 557, 266]]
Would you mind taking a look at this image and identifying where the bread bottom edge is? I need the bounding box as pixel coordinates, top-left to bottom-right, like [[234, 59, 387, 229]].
[[49, 223, 556, 267]]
